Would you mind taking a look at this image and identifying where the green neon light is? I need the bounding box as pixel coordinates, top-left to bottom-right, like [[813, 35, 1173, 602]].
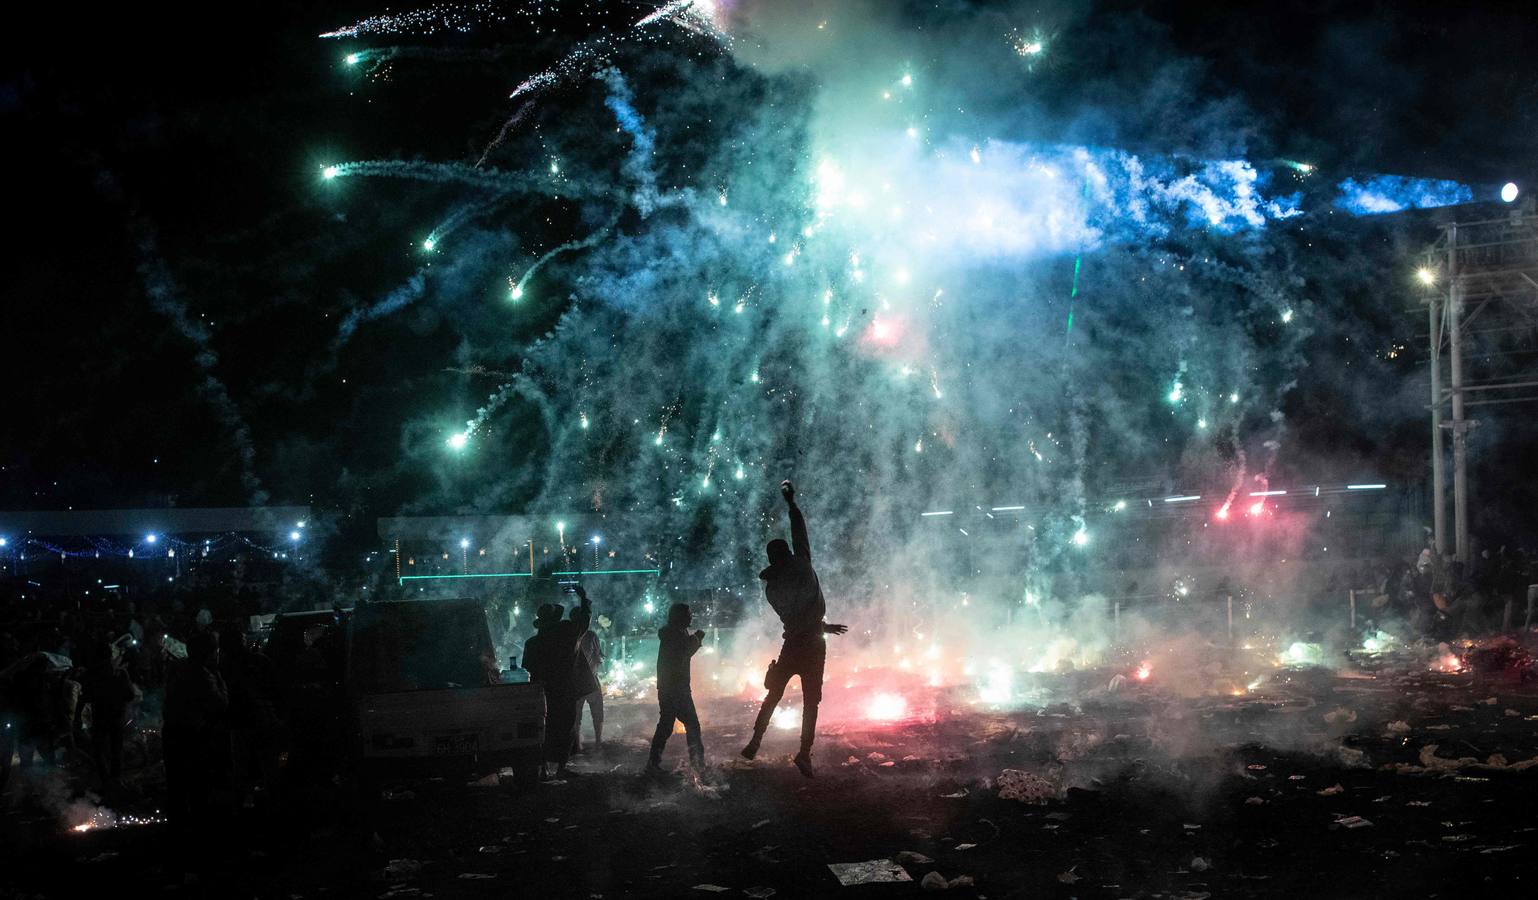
[[1066, 173, 1089, 335], [398, 568, 660, 585], [399, 572, 533, 582]]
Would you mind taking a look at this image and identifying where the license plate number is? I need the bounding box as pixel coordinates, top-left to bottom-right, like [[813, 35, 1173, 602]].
[[433, 733, 479, 754]]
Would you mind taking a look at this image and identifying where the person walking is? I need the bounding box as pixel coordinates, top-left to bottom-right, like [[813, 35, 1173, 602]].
[[741, 481, 848, 777], [647, 603, 705, 772]]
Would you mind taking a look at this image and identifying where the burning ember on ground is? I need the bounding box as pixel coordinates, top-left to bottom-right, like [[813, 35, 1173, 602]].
[[1431, 650, 1466, 673], [70, 807, 165, 833], [1135, 661, 1153, 681]]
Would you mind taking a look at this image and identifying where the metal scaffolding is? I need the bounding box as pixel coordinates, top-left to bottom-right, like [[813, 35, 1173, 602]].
[[1421, 199, 1538, 562]]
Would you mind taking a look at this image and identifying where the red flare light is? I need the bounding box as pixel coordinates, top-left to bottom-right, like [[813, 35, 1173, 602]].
[[1135, 661, 1153, 681]]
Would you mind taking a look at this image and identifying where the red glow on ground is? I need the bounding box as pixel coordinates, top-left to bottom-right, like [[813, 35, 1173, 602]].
[[1135, 662, 1153, 681], [866, 692, 908, 721], [1215, 505, 1231, 521], [1248, 501, 1265, 516]]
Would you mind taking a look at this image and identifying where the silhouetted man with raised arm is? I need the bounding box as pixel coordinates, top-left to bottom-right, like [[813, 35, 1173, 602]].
[[741, 480, 848, 777]]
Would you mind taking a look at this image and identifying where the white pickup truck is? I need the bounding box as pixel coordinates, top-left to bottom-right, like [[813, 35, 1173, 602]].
[[346, 599, 545, 786]]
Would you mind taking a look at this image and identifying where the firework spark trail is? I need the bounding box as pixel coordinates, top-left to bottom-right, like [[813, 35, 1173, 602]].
[[320, 1, 507, 38], [507, 0, 726, 102], [507, 32, 617, 101], [599, 68, 659, 215], [475, 100, 535, 168], [136, 228, 269, 506], [325, 159, 549, 191], [426, 194, 513, 249], [509, 207, 623, 300], [335, 271, 428, 346]]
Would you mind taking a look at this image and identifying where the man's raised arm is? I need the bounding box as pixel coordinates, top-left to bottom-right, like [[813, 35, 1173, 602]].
[[782, 480, 811, 562]]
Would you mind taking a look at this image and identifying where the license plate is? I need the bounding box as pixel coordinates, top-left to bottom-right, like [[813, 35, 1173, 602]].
[[433, 733, 479, 755]]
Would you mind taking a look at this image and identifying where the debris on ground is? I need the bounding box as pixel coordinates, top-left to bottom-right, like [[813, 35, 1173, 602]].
[[1324, 707, 1357, 724], [381, 859, 422, 879], [692, 885, 730, 893], [827, 860, 913, 886], [996, 769, 1057, 804], [896, 851, 935, 866]]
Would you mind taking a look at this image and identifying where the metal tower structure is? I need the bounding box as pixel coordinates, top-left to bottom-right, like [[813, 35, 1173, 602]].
[[1421, 197, 1538, 562]]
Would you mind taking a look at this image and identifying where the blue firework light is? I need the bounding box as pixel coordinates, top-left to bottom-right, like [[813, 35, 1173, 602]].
[[317, 0, 1466, 627]]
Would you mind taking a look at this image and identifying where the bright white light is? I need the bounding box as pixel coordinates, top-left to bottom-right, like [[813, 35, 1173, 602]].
[[345, 53, 360, 65], [322, 166, 339, 180], [1113, 500, 1127, 511], [0, 538, 7, 547], [291, 531, 302, 542], [643, 601, 655, 614], [901, 73, 912, 87], [1346, 483, 1386, 490], [770, 706, 801, 730], [422, 238, 436, 251], [1071, 528, 1090, 547], [1501, 182, 1519, 203], [1416, 267, 1436, 286], [460, 538, 470, 549], [556, 521, 566, 534], [447, 432, 468, 450], [920, 510, 953, 517], [1163, 495, 1201, 503], [866, 692, 907, 721], [510, 284, 524, 301], [591, 535, 601, 545], [1281, 308, 1294, 323], [145, 534, 157, 544]]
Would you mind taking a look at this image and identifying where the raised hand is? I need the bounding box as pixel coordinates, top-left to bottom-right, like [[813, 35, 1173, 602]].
[[824, 623, 848, 636], [781, 480, 795, 501]]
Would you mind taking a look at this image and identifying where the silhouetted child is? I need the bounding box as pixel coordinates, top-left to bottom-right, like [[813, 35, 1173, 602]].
[[646, 603, 705, 772]]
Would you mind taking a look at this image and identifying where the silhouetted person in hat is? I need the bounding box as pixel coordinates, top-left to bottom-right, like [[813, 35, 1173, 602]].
[[523, 591, 590, 779], [647, 603, 706, 772], [741, 480, 848, 777]]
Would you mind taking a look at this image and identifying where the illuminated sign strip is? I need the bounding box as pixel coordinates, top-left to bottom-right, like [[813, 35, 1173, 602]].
[[399, 568, 659, 585]]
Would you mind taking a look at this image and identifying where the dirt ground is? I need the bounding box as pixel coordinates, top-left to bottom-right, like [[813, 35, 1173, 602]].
[[6, 649, 1538, 899]]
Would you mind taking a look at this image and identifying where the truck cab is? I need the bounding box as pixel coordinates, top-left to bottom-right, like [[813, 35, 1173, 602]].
[[346, 599, 544, 785]]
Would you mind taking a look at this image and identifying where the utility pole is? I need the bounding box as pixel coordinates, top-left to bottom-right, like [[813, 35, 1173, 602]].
[[1428, 277, 1446, 557], [1447, 224, 1470, 563]]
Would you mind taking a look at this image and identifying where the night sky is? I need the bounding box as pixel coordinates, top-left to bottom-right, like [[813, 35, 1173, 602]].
[[3, 0, 1536, 565]]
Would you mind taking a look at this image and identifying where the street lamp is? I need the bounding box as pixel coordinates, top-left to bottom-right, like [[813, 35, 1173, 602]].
[[1501, 182, 1519, 203], [1417, 267, 1436, 286]]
